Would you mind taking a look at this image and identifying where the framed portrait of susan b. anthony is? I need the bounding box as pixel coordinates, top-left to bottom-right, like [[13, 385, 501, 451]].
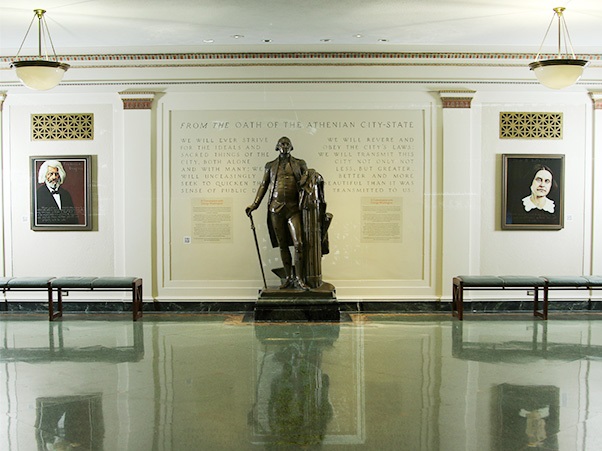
[[30, 156, 92, 231], [502, 154, 564, 230]]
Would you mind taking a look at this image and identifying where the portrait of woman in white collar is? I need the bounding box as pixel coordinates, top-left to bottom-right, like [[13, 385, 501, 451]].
[[503, 155, 564, 230]]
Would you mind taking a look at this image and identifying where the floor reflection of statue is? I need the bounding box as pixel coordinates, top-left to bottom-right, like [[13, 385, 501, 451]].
[[246, 137, 332, 291], [268, 342, 333, 447], [250, 325, 339, 447]]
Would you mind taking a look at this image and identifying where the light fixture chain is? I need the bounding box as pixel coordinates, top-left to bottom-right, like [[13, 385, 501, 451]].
[[13, 13, 38, 60], [559, 14, 577, 59], [40, 15, 60, 61], [534, 13, 555, 60]]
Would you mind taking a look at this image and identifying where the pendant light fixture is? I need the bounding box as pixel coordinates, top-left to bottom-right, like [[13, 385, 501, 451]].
[[529, 7, 588, 90], [10, 9, 70, 91]]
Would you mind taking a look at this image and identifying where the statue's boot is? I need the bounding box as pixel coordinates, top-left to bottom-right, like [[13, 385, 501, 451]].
[[279, 276, 294, 289], [279, 250, 294, 289], [294, 277, 311, 291], [291, 248, 309, 290]]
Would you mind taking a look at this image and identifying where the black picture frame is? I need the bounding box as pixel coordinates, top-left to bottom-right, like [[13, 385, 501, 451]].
[[502, 154, 564, 230], [30, 156, 92, 231]]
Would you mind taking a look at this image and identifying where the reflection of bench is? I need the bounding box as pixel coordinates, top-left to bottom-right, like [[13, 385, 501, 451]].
[[453, 275, 602, 320], [452, 321, 602, 362], [0, 321, 144, 363], [452, 276, 546, 320], [1, 277, 143, 321]]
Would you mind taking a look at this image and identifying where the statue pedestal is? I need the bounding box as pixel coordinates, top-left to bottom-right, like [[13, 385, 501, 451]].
[[255, 282, 339, 322]]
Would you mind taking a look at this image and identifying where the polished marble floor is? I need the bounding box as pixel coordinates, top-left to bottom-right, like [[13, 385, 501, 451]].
[[2, 312, 602, 450]]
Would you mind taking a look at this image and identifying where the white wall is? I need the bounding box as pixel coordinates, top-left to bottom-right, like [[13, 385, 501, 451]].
[[2, 94, 119, 278], [0, 55, 600, 302], [477, 92, 593, 277]]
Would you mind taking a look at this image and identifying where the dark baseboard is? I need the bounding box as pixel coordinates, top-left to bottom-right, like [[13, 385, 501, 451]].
[[3, 300, 602, 315]]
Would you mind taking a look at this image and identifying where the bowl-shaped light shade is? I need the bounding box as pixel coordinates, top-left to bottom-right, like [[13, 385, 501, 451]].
[[529, 59, 588, 90], [10, 60, 70, 90]]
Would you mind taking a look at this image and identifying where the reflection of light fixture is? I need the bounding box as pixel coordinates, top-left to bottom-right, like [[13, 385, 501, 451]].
[[10, 9, 70, 90], [529, 7, 588, 90]]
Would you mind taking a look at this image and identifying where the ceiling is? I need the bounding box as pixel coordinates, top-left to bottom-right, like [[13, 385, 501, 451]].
[[0, 0, 601, 57]]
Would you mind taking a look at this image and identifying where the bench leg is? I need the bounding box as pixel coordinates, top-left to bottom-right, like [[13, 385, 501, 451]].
[[48, 286, 63, 321], [132, 279, 143, 321], [532, 287, 547, 320], [533, 287, 542, 319], [452, 281, 464, 320], [543, 287, 549, 320]]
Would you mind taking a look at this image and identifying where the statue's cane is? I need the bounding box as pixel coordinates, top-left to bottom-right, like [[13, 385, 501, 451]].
[[248, 212, 268, 289]]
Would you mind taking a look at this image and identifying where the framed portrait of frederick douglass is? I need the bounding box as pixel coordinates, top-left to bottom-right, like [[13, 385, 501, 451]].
[[502, 154, 564, 230], [30, 156, 92, 231]]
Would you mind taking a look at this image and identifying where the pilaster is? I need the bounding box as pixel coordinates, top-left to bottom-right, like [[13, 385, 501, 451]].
[[0, 92, 6, 276], [590, 91, 602, 274], [440, 90, 476, 297], [118, 91, 156, 297]]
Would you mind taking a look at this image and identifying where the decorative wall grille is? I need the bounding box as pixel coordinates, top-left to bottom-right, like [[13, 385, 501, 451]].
[[31, 113, 94, 140], [499, 112, 562, 139]]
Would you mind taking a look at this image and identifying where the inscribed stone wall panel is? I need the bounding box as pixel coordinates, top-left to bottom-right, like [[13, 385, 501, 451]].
[[169, 110, 425, 283]]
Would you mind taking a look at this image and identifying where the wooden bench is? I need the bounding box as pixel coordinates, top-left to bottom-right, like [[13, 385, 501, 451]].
[[1, 277, 57, 318], [1, 276, 143, 321], [453, 275, 602, 320], [452, 275, 546, 320]]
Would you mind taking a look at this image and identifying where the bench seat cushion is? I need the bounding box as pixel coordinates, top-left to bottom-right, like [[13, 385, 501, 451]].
[[456, 276, 504, 287], [500, 276, 546, 287], [91, 277, 139, 288], [585, 276, 602, 286], [7, 277, 54, 288], [52, 277, 98, 289], [542, 276, 589, 287]]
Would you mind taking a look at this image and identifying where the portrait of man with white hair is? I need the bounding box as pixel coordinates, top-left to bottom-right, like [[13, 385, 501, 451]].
[[34, 159, 79, 226]]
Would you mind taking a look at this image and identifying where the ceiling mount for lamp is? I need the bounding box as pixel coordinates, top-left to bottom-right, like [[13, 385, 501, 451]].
[[529, 7, 588, 90], [10, 9, 70, 91]]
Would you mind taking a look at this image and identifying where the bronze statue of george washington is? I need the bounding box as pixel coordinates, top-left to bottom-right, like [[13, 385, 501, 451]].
[[246, 136, 332, 292]]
